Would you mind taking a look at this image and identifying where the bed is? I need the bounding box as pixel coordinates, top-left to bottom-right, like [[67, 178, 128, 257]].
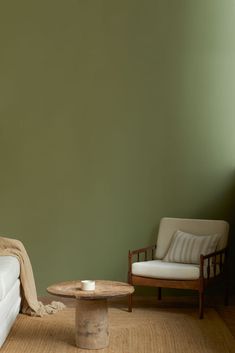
[[0, 256, 21, 347]]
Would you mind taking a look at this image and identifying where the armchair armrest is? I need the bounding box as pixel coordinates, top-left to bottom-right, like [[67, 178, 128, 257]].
[[200, 247, 228, 279], [129, 244, 156, 258], [128, 245, 156, 283]]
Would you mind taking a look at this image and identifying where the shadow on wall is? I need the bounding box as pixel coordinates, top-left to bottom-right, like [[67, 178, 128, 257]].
[[224, 181, 235, 292], [199, 173, 235, 291]]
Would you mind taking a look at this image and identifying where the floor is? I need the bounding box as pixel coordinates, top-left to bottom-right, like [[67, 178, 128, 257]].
[[42, 294, 235, 339]]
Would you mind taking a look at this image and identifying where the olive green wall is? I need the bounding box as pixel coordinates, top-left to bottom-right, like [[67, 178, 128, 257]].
[[0, 1, 235, 294]]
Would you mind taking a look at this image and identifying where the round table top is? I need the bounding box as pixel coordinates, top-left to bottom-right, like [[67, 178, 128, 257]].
[[47, 280, 134, 300]]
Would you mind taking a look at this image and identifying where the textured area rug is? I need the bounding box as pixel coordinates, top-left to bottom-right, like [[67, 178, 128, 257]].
[[2, 306, 235, 353]]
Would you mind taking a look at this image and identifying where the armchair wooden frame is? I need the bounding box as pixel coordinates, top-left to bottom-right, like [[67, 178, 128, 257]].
[[128, 244, 229, 319]]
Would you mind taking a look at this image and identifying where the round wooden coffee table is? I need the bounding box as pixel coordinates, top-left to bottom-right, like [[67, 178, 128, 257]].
[[47, 280, 134, 350]]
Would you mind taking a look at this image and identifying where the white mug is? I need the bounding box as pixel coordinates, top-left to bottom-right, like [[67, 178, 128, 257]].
[[81, 280, 95, 291]]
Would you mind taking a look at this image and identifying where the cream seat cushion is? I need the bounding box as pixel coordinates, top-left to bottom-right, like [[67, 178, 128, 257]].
[[132, 260, 220, 280]]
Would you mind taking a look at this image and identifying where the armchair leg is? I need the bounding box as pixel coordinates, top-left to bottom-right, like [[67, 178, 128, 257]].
[[128, 293, 133, 312], [158, 287, 162, 300], [224, 274, 229, 306], [199, 291, 204, 319]]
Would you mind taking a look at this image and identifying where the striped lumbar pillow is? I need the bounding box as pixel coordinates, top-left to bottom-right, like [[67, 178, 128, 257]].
[[163, 230, 220, 264]]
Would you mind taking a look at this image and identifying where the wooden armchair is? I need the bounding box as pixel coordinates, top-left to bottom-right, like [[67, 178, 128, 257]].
[[128, 217, 229, 319]]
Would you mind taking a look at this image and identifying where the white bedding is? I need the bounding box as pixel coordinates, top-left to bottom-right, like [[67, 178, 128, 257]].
[[0, 297, 21, 348], [0, 280, 21, 321], [0, 256, 20, 300]]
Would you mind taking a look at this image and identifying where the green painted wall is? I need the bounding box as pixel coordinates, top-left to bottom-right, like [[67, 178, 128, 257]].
[[0, 1, 235, 294]]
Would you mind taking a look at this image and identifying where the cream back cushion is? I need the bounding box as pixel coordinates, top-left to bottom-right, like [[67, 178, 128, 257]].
[[155, 218, 229, 260], [163, 230, 220, 264]]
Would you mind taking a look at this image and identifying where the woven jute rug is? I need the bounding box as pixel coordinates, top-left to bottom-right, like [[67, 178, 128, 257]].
[[2, 306, 235, 353]]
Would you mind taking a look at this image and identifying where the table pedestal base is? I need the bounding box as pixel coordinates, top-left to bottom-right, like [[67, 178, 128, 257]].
[[75, 299, 109, 349]]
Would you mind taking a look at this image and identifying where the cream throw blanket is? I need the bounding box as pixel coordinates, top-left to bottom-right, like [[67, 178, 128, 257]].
[[0, 236, 65, 317]]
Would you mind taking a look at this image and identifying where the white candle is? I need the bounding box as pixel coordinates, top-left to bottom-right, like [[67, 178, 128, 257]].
[[81, 280, 96, 291]]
